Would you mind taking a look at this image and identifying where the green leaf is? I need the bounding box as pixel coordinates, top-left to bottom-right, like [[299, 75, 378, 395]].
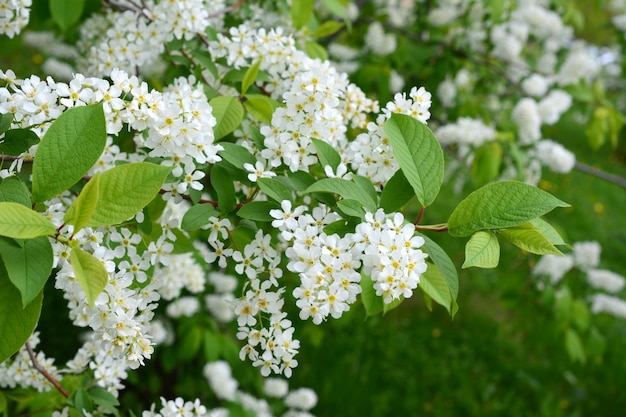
[[498, 225, 563, 255], [470, 141, 502, 186], [463, 230, 500, 269], [571, 299, 590, 332], [248, 124, 265, 150], [313, 20, 344, 38], [420, 263, 458, 318], [337, 199, 365, 219], [360, 273, 384, 317], [382, 297, 404, 315], [243, 94, 281, 125], [287, 170, 315, 191], [447, 181, 569, 237], [211, 164, 237, 214], [64, 173, 101, 233], [607, 106, 624, 149], [312, 138, 341, 171], [32, 103, 106, 202], [241, 60, 262, 95], [257, 178, 292, 204], [352, 175, 377, 207], [418, 233, 458, 299], [379, 169, 414, 212], [304, 178, 377, 212], [237, 201, 280, 222], [305, 41, 328, 60], [291, 0, 314, 29], [0, 236, 52, 307], [528, 218, 568, 247], [181, 204, 220, 231], [0, 264, 43, 363], [321, 0, 347, 18], [586, 107, 609, 150], [0, 202, 56, 239], [218, 142, 256, 169], [0, 113, 13, 134], [565, 328, 586, 364], [69, 387, 93, 414], [210, 96, 244, 141], [0, 129, 40, 156], [322, 218, 358, 236], [191, 49, 218, 79], [490, 0, 505, 22], [0, 176, 31, 207], [49, 0, 85, 31], [70, 247, 108, 308], [383, 113, 444, 207], [79, 163, 171, 227], [89, 387, 120, 417]]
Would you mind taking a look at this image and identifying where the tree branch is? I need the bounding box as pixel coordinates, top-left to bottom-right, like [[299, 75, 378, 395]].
[[25, 342, 69, 398], [574, 161, 626, 190]]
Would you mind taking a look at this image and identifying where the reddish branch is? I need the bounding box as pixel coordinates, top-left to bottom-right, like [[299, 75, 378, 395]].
[[25, 342, 69, 398]]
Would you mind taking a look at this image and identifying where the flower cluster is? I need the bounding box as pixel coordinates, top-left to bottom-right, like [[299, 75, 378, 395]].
[[0, 333, 59, 392], [76, 0, 225, 76], [207, 24, 378, 175], [272, 203, 428, 324], [0, 69, 221, 197], [0, 0, 31, 38]]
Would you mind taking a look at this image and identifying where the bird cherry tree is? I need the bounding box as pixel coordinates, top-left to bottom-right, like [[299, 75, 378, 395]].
[[2, 0, 624, 416]]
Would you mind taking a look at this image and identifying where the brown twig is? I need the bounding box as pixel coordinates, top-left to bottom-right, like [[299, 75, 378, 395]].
[[25, 342, 69, 398]]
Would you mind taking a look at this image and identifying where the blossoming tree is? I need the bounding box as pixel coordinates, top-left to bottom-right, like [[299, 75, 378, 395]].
[[0, 0, 624, 416]]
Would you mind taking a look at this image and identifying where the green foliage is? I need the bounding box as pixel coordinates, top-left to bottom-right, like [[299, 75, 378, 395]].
[[210, 96, 245, 140], [181, 204, 220, 231], [49, 0, 85, 31], [0, 266, 43, 363], [237, 201, 280, 222], [257, 178, 292, 204], [211, 163, 237, 213], [0, 176, 31, 207], [0, 128, 39, 156], [32, 103, 106, 203], [304, 178, 377, 213], [0, 202, 56, 239], [243, 94, 281, 125], [241, 60, 262, 95], [420, 263, 459, 317], [218, 142, 256, 169], [447, 181, 569, 237], [65, 162, 172, 228], [0, 236, 52, 307], [463, 230, 500, 269], [498, 224, 563, 255], [379, 169, 414, 212], [383, 113, 444, 207], [312, 138, 341, 170], [69, 246, 108, 308]]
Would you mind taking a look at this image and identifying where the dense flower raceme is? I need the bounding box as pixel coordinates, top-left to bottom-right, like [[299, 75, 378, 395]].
[[0, 0, 31, 39], [0, 11, 432, 415]]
